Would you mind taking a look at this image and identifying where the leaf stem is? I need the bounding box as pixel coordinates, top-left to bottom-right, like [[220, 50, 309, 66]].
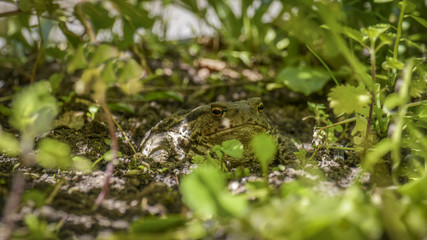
[[363, 40, 377, 154], [393, 0, 406, 60], [31, 14, 44, 83]]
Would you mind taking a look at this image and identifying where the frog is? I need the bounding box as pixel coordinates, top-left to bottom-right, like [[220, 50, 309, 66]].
[[139, 97, 295, 167]]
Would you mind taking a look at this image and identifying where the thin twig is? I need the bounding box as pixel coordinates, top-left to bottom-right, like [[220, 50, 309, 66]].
[[0, 9, 22, 18], [95, 101, 118, 207], [0, 174, 25, 240], [31, 14, 45, 83]]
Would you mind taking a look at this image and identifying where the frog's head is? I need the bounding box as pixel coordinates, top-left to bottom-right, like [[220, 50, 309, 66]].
[[185, 97, 271, 144]]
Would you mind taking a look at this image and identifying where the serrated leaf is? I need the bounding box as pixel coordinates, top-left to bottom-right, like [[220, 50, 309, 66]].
[[328, 85, 371, 115], [10, 81, 58, 136], [276, 66, 330, 96]]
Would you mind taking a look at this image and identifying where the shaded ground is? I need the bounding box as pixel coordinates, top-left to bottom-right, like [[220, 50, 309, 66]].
[[0, 65, 365, 239]]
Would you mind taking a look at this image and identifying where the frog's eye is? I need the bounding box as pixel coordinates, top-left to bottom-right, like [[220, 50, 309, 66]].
[[258, 103, 264, 113], [211, 107, 223, 118]]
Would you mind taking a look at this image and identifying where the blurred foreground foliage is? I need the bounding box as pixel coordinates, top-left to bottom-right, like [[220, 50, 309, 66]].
[[0, 0, 426, 239]]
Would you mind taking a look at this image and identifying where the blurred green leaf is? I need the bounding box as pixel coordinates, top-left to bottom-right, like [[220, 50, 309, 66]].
[[48, 73, 64, 92], [221, 139, 243, 159], [0, 131, 20, 156], [142, 91, 184, 102], [108, 103, 135, 114], [251, 133, 277, 176], [68, 45, 88, 74], [276, 66, 330, 96], [180, 165, 247, 218], [363, 139, 393, 171], [81, 2, 115, 34], [72, 156, 93, 173], [10, 81, 58, 136], [409, 15, 427, 28], [36, 138, 72, 169], [328, 85, 371, 115], [382, 57, 404, 70], [118, 59, 142, 83], [23, 190, 46, 208], [131, 215, 186, 233], [90, 44, 118, 67], [361, 24, 390, 41]]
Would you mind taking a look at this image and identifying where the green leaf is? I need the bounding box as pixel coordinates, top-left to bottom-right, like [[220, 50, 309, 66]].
[[10, 81, 59, 136], [90, 44, 118, 67], [72, 156, 92, 173], [409, 14, 427, 29], [142, 91, 184, 102], [328, 85, 371, 115], [36, 138, 72, 169], [363, 139, 393, 171], [48, 73, 64, 92], [361, 24, 390, 41], [118, 59, 142, 83], [341, 26, 364, 45], [131, 215, 186, 233], [275, 66, 330, 96], [0, 132, 20, 156], [382, 57, 404, 70], [23, 190, 46, 208], [68, 45, 87, 74], [100, 61, 116, 84], [251, 133, 277, 175], [107, 103, 134, 114], [81, 2, 115, 34], [19, 0, 33, 12], [221, 139, 243, 159], [180, 165, 247, 217]]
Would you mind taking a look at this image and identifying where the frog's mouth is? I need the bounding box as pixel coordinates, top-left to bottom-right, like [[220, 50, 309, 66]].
[[203, 123, 269, 137]]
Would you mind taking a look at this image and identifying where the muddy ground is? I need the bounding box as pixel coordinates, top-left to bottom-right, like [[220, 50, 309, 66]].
[[0, 70, 366, 239]]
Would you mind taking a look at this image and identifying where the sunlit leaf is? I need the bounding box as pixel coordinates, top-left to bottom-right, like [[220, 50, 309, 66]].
[[328, 85, 371, 115], [90, 44, 118, 67], [251, 133, 277, 176], [118, 59, 142, 83], [276, 66, 330, 96], [180, 165, 247, 217], [382, 57, 404, 70], [221, 139, 243, 159], [36, 138, 72, 169], [0, 131, 20, 156], [10, 81, 58, 136], [361, 24, 390, 41]]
